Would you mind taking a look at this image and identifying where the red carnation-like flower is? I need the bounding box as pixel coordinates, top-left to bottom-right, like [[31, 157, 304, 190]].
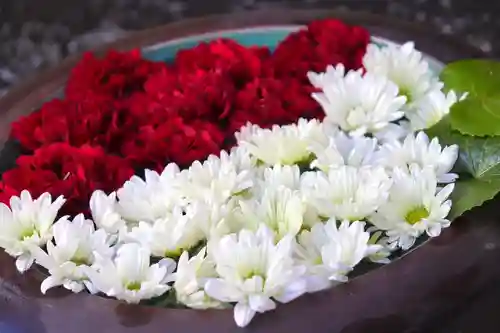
[[65, 49, 167, 101], [174, 39, 271, 86], [10, 98, 130, 153], [0, 144, 134, 215], [271, 19, 370, 81], [141, 69, 236, 122], [121, 116, 225, 171], [229, 76, 323, 134]]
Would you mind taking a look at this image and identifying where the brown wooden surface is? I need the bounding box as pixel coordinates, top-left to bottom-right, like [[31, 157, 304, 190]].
[[0, 9, 495, 333]]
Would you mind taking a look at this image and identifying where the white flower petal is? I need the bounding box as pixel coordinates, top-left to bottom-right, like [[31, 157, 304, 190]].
[[249, 295, 276, 313], [40, 275, 62, 294], [234, 302, 257, 328], [15, 253, 34, 273]]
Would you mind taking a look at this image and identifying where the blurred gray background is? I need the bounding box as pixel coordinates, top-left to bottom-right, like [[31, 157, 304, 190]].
[[0, 0, 496, 96]]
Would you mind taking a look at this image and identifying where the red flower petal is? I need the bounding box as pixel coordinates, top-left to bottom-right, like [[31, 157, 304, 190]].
[[66, 49, 167, 101], [0, 144, 134, 215], [271, 19, 370, 81]]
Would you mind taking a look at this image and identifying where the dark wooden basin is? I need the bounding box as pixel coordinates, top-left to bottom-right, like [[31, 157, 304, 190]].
[[0, 9, 495, 333]]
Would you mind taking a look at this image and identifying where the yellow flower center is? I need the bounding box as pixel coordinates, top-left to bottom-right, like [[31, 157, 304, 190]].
[[126, 281, 142, 291], [19, 228, 35, 240], [404, 206, 430, 225], [70, 256, 91, 266], [399, 86, 413, 104]]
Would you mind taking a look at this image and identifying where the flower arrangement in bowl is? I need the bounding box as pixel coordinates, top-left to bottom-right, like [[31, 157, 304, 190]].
[[0, 11, 499, 332]]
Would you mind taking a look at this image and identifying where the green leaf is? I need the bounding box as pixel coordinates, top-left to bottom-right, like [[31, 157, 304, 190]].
[[440, 59, 500, 96], [449, 178, 500, 219], [449, 97, 500, 136], [426, 118, 500, 181], [426, 117, 500, 218], [440, 59, 500, 136]]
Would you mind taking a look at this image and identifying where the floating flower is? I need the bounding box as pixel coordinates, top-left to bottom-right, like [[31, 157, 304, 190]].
[[121, 116, 226, 171], [260, 165, 302, 191], [236, 187, 306, 240], [124, 205, 205, 258], [310, 130, 379, 172], [205, 225, 307, 327], [30, 214, 113, 294], [301, 165, 392, 221], [116, 163, 182, 225], [65, 49, 166, 100], [0, 191, 65, 272], [295, 220, 382, 292], [312, 70, 406, 136], [9, 98, 123, 153], [272, 19, 369, 80], [369, 166, 454, 250], [85, 243, 176, 304], [89, 190, 125, 234], [375, 131, 459, 183], [173, 248, 222, 309], [174, 38, 271, 85], [143, 67, 237, 122], [236, 119, 324, 166], [229, 77, 322, 133], [362, 42, 441, 108], [0, 144, 134, 216], [406, 88, 459, 131], [180, 151, 254, 204], [307, 64, 348, 89]]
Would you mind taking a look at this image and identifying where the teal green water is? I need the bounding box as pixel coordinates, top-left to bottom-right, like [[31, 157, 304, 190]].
[[142, 29, 293, 62], [140, 27, 443, 74]]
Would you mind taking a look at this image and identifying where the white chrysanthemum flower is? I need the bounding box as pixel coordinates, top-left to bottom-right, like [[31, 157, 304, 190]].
[[124, 205, 205, 258], [227, 145, 258, 173], [0, 191, 65, 272], [116, 163, 183, 224], [85, 243, 176, 304], [365, 230, 393, 264], [375, 131, 459, 183], [369, 166, 454, 250], [363, 42, 441, 108], [236, 187, 306, 240], [260, 164, 302, 191], [372, 122, 412, 143], [90, 190, 125, 234], [205, 225, 307, 328], [181, 151, 254, 204], [29, 214, 113, 294], [311, 70, 406, 136], [310, 131, 379, 172], [301, 166, 392, 221], [307, 64, 352, 89], [295, 220, 382, 292], [235, 119, 324, 166], [255, 165, 321, 230], [173, 248, 222, 309], [407, 88, 459, 131], [191, 199, 239, 239]]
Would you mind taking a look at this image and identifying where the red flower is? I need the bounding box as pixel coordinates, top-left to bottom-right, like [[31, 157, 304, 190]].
[[174, 39, 271, 86], [229, 76, 323, 134], [65, 49, 167, 100], [10, 98, 138, 154], [271, 19, 370, 81], [0, 144, 134, 215], [141, 69, 236, 122], [3, 20, 372, 218], [121, 116, 225, 171]]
